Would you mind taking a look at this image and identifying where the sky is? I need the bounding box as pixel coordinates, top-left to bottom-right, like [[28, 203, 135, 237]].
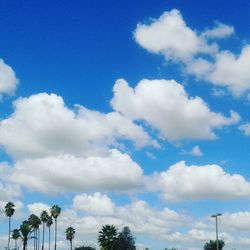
[[0, 0, 250, 249]]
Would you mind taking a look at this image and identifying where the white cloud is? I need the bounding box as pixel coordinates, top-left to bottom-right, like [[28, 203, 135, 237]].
[[111, 78, 239, 141], [27, 202, 51, 216], [202, 22, 234, 39], [0, 163, 21, 201], [0, 59, 19, 98], [0, 93, 155, 160], [73, 192, 115, 216], [134, 9, 215, 62], [134, 9, 250, 96], [191, 146, 203, 156], [11, 149, 144, 194], [239, 123, 250, 136], [206, 46, 250, 96], [150, 161, 250, 202]]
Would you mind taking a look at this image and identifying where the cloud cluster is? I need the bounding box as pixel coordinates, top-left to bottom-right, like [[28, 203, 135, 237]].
[[150, 161, 250, 202], [111, 78, 239, 141], [134, 9, 250, 96], [0, 93, 155, 160]]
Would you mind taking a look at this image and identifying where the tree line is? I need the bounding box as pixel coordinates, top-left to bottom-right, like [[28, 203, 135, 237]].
[[3, 201, 225, 250]]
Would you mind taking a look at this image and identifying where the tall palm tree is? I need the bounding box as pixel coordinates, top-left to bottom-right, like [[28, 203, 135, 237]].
[[28, 214, 41, 250], [5, 202, 15, 250], [19, 220, 33, 250], [50, 205, 61, 250], [40, 211, 49, 250], [98, 225, 118, 250], [12, 229, 20, 250], [65, 227, 75, 250], [46, 216, 53, 250]]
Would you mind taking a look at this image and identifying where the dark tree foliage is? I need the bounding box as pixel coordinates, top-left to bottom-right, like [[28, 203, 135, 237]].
[[98, 224, 118, 250], [204, 240, 225, 250], [115, 226, 136, 250], [74, 246, 96, 250]]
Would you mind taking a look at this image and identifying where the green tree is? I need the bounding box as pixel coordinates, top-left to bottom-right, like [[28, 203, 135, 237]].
[[40, 211, 49, 250], [19, 220, 33, 250], [28, 214, 41, 250], [98, 225, 118, 250], [5, 202, 15, 250], [46, 216, 53, 250], [50, 205, 61, 250], [74, 246, 96, 250], [204, 240, 225, 250], [12, 229, 20, 250], [65, 227, 75, 250], [115, 226, 136, 250]]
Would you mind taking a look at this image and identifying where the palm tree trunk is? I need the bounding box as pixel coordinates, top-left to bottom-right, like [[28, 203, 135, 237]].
[[38, 228, 40, 250], [15, 239, 17, 250], [23, 240, 27, 250], [54, 219, 57, 250], [33, 230, 35, 250], [70, 240, 72, 250], [48, 226, 51, 250], [8, 216, 11, 250], [42, 222, 45, 250]]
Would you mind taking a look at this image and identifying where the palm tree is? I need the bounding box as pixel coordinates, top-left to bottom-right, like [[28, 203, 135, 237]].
[[40, 211, 49, 250], [50, 205, 61, 250], [98, 225, 118, 250], [19, 220, 33, 250], [65, 227, 75, 250], [5, 202, 15, 250], [12, 229, 20, 250], [46, 216, 53, 250], [28, 214, 41, 250]]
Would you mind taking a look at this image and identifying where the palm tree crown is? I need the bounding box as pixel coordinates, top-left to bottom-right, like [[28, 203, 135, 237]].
[[5, 202, 15, 250], [50, 205, 61, 219], [65, 227, 75, 250], [98, 224, 118, 250]]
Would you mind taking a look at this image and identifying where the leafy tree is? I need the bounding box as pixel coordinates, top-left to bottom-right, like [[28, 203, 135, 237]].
[[19, 220, 33, 250], [115, 226, 136, 250], [12, 229, 20, 250], [5, 202, 15, 250], [74, 246, 96, 250], [204, 240, 225, 250], [46, 216, 53, 250], [98, 225, 118, 250], [28, 214, 41, 250], [65, 227, 75, 250], [40, 211, 49, 250], [50, 205, 61, 250]]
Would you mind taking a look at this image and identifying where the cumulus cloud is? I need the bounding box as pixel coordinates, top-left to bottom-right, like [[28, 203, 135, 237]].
[[150, 161, 250, 202], [134, 9, 250, 96], [73, 192, 115, 216], [27, 202, 51, 216], [239, 123, 250, 136], [0, 59, 19, 98], [111, 78, 239, 141], [134, 9, 215, 62], [11, 149, 144, 194], [0, 93, 156, 159], [201, 22, 234, 39], [181, 145, 203, 157]]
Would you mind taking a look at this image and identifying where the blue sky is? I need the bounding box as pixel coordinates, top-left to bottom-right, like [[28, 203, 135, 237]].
[[1, 1, 250, 249]]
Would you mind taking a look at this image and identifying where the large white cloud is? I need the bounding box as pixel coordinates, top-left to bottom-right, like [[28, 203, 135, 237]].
[[134, 9, 250, 96], [11, 149, 144, 193], [150, 161, 250, 202], [111, 78, 239, 141], [0, 93, 156, 159], [134, 9, 215, 62], [0, 59, 19, 98]]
